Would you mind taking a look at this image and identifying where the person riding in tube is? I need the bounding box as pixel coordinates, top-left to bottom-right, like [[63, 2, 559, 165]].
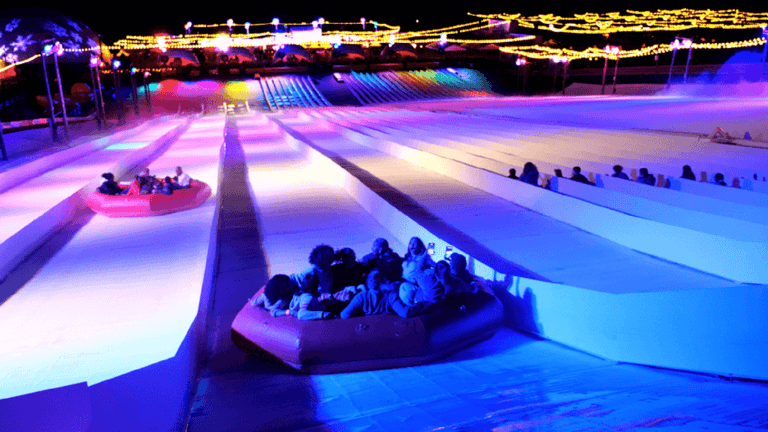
[[360, 238, 403, 283], [120, 175, 142, 196], [401, 237, 435, 285], [331, 247, 366, 294], [174, 166, 191, 188], [290, 244, 335, 295], [250, 274, 296, 317], [97, 173, 121, 195], [283, 273, 334, 320], [340, 269, 430, 319]]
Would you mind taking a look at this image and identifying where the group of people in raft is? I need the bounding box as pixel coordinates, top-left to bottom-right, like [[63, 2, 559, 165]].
[[97, 167, 192, 196], [251, 237, 485, 320]]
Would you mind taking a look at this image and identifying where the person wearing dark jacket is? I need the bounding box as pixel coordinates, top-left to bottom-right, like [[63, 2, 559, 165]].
[[331, 247, 366, 293], [340, 269, 429, 319], [97, 173, 122, 195], [636, 168, 656, 186], [681, 165, 696, 181], [519, 162, 540, 186], [570, 167, 593, 185], [612, 165, 629, 180], [360, 238, 403, 283]]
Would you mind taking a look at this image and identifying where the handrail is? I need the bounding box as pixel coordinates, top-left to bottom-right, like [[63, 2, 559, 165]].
[[340, 74, 368, 106], [258, 77, 277, 111], [350, 71, 386, 104]]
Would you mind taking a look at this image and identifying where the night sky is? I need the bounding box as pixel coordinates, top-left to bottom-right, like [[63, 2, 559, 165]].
[[15, 1, 765, 43]]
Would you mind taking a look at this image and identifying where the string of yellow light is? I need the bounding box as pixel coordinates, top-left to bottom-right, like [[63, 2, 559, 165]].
[[500, 37, 766, 61], [470, 9, 768, 33]]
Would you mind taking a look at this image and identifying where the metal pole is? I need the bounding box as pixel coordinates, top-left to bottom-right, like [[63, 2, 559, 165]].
[[95, 65, 106, 125], [143, 74, 152, 112], [52, 49, 69, 140], [89, 66, 102, 129], [762, 35, 768, 80], [562, 60, 568, 95], [612, 56, 619, 94], [113, 67, 124, 125], [0, 115, 7, 161], [552, 63, 558, 93], [522, 63, 527, 94], [601, 56, 608, 95], [41, 49, 59, 142], [130, 71, 139, 116], [762, 41, 768, 80], [667, 47, 678, 88], [684, 45, 693, 83]]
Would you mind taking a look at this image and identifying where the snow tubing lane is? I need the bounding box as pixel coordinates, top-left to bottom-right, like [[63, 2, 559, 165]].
[[231, 291, 504, 374], [86, 181, 212, 217]]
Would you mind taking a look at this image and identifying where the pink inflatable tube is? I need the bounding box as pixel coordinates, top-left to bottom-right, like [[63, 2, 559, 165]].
[[86, 180, 212, 217], [231, 291, 504, 374]]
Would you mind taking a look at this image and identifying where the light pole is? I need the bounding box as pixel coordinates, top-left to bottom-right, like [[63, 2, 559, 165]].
[[516, 57, 527, 90], [602, 45, 619, 95], [562, 57, 569, 95], [245, 22, 250, 36], [667, 38, 691, 87], [112, 60, 125, 125], [89, 56, 103, 129], [0, 116, 6, 160], [143, 71, 152, 113], [272, 18, 280, 32], [185, 21, 192, 35], [93, 58, 106, 125], [53, 41, 69, 140], [361, 18, 366, 30], [552, 55, 566, 94], [612, 47, 621, 94], [682, 38, 693, 83], [227, 19, 234, 34], [130, 67, 140, 116], [762, 26, 768, 80], [52, 42, 69, 140], [41, 43, 58, 142]]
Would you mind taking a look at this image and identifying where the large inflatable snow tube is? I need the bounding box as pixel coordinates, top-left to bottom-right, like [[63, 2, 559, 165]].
[[86, 180, 212, 217], [231, 290, 504, 374]]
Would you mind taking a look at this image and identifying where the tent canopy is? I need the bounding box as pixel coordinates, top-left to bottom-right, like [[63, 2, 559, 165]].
[[332, 44, 365, 59], [274, 44, 312, 63], [381, 43, 417, 59], [158, 49, 200, 67], [460, 43, 500, 51], [217, 47, 256, 64], [426, 42, 466, 52], [0, 8, 103, 64]]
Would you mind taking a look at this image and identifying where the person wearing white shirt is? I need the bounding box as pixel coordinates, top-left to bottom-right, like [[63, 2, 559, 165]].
[[175, 166, 191, 188]]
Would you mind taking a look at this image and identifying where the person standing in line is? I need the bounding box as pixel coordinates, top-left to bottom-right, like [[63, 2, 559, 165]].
[[612, 165, 629, 180], [681, 165, 696, 181], [636, 168, 656, 186], [570, 166, 593, 185]]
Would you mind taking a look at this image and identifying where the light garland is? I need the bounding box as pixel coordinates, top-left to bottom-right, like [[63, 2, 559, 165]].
[[3, 12, 768, 73], [500, 37, 767, 61], [471, 9, 768, 34]]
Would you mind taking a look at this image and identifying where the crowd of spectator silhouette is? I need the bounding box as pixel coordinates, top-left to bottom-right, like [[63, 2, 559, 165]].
[[251, 237, 483, 320], [508, 161, 744, 189]]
